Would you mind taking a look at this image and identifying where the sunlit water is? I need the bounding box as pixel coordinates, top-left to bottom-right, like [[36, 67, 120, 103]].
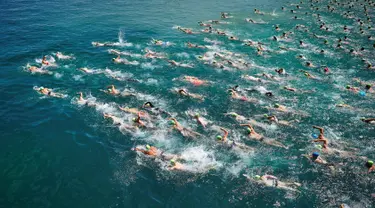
[[1, 0, 375, 207]]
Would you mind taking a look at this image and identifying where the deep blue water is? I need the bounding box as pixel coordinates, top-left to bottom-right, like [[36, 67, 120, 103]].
[[1, 0, 375, 207]]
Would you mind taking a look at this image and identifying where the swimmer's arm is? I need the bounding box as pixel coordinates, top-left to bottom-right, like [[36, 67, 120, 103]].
[[240, 124, 253, 129], [134, 148, 148, 155], [312, 126, 324, 134], [313, 138, 326, 143], [220, 128, 228, 142]]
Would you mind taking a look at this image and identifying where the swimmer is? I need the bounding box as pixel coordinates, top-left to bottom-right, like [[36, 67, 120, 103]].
[[366, 160, 375, 173], [216, 127, 254, 152], [168, 60, 194, 68], [264, 114, 293, 126], [41, 56, 49, 65], [272, 103, 288, 112], [240, 123, 263, 140], [77, 92, 88, 105], [299, 70, 318, 79], [284, 86, 297, 92], [186, 42, 205, 49], [181, 76, 209, 86], [78, 67, 97, 73], [176, 88, 204, 101], [229, 89, 256, 103], [198, 21, 211, 27], [192, 113, 208, 128], [133, 144, 160, 157], [35, 87, 65, 98], [132, 112, 146, 127], [103, 113, 124, 126], [297, 54, 306, 59], [169, 118, 202, 139], [106, 85, 119, 95], [224, 112, 247, 121], [228, 36, 239, 41], [56, 52, 73, 60], [308, 152, 328, 165], [312, 126, 329, 150], [261, 73, 281, 81], [112, 55, 122, 63], [275, 68, 287, 75], [27, 65, 51, 74], [243, 174, 301, 192], [242, 75, 263, 83], [177, 27, 195, 34], [168, 159, 185, 171], [306, 62, 315, 67], [335, 103, 353, 109], [142, 102, 172, 117], [345, 85, 360, 93], [360, 118, 375, 124]]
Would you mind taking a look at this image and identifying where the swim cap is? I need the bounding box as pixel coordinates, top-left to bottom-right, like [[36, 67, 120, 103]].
[[346, 85, 351, 89], [216, 135, 223, 140], [365, 84, 372, 89], [312, 152, 320, 158], [366, 160, 374, 167], [359, 91, 366, 96], [39, 87, 44, 90], [254, 175, 261, 180], [274, 103, 280, 108], [247, 128, 252, 134], [312, 133, 318, 139], [264, 114, 268, 118], [316, 144, 322, 149], [170, 120, 176, 125], [230, 112, 238, 117], [170, 159, 176, 165], [304, 72, 309, 76], [146, 144, 151, 150], [195, 113, 200, 118], [132, 118, 136, 122], [198, 55, 203, 59]]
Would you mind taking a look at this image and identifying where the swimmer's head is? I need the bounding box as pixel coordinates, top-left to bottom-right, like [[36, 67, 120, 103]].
[[132, 118, 136, 122], [366, 160, 374, 168], [264, 114, 268, 118], [274, 103, 280, 108], [170, 120, 176, 125], [230, 112, 238, 117], [324, 40, 328, 44], [346, 85, 351, 89], [194, 113, 200, 118], [112, 58, 115, 61], [365, 84, 372, 90], [198, 55, 203, 59], [254, 175, 261, 180], [170, 159, 176, 165], [312, 152, 320, 159], [146, 144, 151, 150], [247, 128, 252, 134], [216, 135, 223, 141]]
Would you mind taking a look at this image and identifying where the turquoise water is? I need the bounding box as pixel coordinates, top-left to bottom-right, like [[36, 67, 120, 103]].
[[1, 0, 375, 207]]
